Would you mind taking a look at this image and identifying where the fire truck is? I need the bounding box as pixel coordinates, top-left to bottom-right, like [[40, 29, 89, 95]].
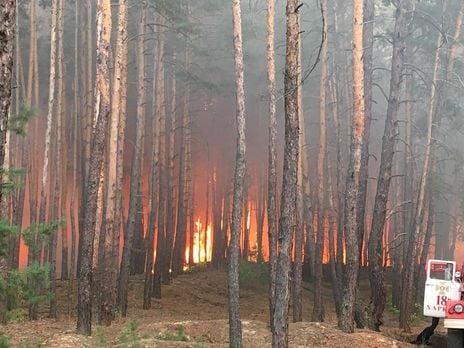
[[424, 259, 464, 346]]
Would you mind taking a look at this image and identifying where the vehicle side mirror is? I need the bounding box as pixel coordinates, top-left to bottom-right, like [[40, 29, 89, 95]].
[[456, 271, 461, 278]]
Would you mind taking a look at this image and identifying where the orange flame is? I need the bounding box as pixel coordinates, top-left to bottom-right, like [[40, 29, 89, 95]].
[[184, 217, 212, 266]]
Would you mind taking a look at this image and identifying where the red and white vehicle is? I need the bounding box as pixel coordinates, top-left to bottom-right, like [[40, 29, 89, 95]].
[[424, 259, 464, 345]]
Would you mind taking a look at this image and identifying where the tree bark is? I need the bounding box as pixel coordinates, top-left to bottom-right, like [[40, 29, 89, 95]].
[[0, 0, 15, 325], [118, 0, 145, 318], [165, 52, 176, 278], [153, 7, 166, 299], [228, 0, 247, 346], [400, 31, 442, 333], [313, 0, 327, 322], [338, 0, 365, 333], [77, 0, 112, 335], [266, 0, 278, 332], [356, 0, 374, 269], [172, 37, 191, 276], [272, 0, 299, 345], [292, 19, 305, 323], [368, 0, 411, 331]]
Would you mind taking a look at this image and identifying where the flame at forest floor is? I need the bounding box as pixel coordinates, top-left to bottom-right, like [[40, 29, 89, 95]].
[[185, 218, 212, 265]]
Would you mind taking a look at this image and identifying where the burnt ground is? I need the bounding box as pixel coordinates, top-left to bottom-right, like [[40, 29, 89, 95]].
[[0, 267, 448, 347]]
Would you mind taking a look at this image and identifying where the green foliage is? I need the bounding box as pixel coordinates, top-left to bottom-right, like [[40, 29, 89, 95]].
[[3, 270, 25, 310], [0, 334, 9, 348], [17, 339, 43, 348], [6, 308, 27, 324], [22, 220, 64, 256], [0, 168, 26, 195], [193, 343, 206, 348], [386, 294, 400, 316], [94, 327, 109, 348], [239, 261, 269, 290], [156, 325, 189, 342], [0, 220, 17, 258], [8, 105, 35, 136], [117, 321, 141, 347], [24, 262, 51, 306]]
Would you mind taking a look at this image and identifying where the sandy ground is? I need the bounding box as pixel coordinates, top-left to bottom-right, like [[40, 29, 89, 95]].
[[0, 268, 446, 347]]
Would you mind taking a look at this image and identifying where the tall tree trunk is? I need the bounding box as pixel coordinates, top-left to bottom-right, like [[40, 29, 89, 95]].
[[0, 0, 14, 191], [33, 0, 58, 321], [143, 7, 164, 307], [165, 52, 176, 279], [81, 0, 93, 189], [272, 0, 299, 345], [118, 1, 146, 318], [400, 31, 442, 333], [153, 7, 166, 299], [242, 189, 249, 261], [313, 0, 327, 322], [356, 0, 374, 269], [327, 148, 342, 316], [26, 0, 36, 106], [292, 21, 305, 323], [0, 0, 15, 325], [77, 0, 112, 335], [172, 37, 191, 276], [256, 175, 265, 263], [338, 0, 365, 333], [58, 0, 68, 282], [266, 0, 278, 332], [228, 0, 247, 346], [415, 193, 434, 303], [368, 0, 411, 331]]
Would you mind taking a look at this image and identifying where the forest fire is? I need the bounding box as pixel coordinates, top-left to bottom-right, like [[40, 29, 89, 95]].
[[3, 0, 464, 345], [185, 218, 213, 265]]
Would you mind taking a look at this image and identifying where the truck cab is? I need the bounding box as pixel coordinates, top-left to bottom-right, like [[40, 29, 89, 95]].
[[423, 259, 464, 346]]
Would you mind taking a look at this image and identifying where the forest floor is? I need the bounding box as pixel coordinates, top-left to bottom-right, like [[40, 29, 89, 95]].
[[1, 265, 447, 347]]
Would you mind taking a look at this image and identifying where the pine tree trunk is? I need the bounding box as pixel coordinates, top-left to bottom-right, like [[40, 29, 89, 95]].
[[26, 0, 36, 106], [256, 176, 265, 263], [356, 0, 374, 269], [81, 0, 93, 188], [172, 38, 191, 276], [327, 152, 342, 316], [266, 0, 278, 332], [143, 8, 164, 307], [0, 0, 14, 181], [272, 0, 299, 345], [0, 0, 15, 324], [77, 0, 112, 335], [228, 0, 247, 346], [338, 0, 365, 333], [165, 54, 176, 278], [153, 8, 166, 299], [57, 0, 68, 282], [69, 0, 79, 296], [204, 170, 211, 263], [313, 0, 327, 322], [400, 31, 441, 333], [242, 190, 249, 261], [292, 26, 305, 323], [415, 194, 434, 303], [118, 1, 146, 317], [33, 0, 58, 321], [368, 0, 411, 331]]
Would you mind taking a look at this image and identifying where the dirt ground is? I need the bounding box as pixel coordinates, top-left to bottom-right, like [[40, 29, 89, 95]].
[[0, 268, 447, 347]]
